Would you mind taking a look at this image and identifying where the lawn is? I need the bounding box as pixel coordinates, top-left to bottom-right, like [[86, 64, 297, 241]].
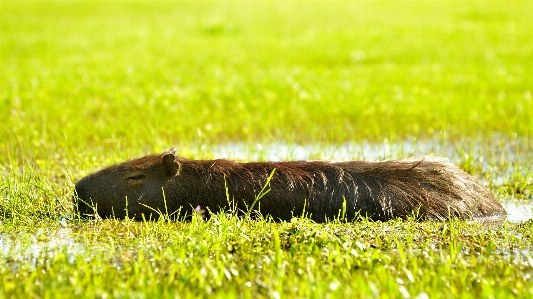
[[1, 0, 532, 298]]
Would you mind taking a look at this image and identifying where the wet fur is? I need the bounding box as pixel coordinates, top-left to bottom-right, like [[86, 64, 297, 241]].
[[74, 149, 506, 222]]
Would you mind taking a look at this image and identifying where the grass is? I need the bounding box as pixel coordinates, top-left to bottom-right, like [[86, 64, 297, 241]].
[[1, 217, 533, 298], [2, 0, 532, 148], [1, 0, 533, 298]]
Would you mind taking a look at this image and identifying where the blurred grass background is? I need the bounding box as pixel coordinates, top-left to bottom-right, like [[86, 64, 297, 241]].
[[2, 0, 531, 158]]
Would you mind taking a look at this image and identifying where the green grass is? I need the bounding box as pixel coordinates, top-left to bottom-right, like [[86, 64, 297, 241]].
[[1, 217, 533, 298], [1, 0, 533, 298], [2, 0, 532, 148]]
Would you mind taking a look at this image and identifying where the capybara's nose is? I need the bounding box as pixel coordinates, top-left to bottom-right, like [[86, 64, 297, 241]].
[[74, 181, 87, 200], [74, 174, 96, 199], [73, 177, 94, 217], [72, 179, 93, 218]]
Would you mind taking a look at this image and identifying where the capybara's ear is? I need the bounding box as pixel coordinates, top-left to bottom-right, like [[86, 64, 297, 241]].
[[162, 152, 180, 176]]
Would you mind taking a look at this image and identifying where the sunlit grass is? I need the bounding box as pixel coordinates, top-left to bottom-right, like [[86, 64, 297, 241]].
[[1, 0, 533, 298], [1, 216, 532, 298], [2, 0, 532, 150]]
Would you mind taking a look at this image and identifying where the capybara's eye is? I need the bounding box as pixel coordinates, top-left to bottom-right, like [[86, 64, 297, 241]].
[[126, 174, 146, 181]]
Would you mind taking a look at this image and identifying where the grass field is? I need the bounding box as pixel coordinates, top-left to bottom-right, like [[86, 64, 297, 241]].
[[1, 0, 532, 298]]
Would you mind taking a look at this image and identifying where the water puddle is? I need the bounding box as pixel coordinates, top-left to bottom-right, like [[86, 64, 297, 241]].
[[502, 200, 533, 223], [204, 138, 531, 164], [0, 228, 87, 271]]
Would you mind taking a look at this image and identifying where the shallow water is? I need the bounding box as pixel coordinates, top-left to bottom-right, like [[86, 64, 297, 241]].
[[0, 228, 87, 271], [205, 137, 531, 164], [502, 200, 533, 223]]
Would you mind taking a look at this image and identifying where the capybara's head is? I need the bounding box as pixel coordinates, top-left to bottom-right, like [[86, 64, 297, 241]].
[[74, 148, 181, 219]]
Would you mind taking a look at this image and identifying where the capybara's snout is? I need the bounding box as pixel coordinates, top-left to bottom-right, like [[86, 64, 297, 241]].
[[73, 176, 96, 218]]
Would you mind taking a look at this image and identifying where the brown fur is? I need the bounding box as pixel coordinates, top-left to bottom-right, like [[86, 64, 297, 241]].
[[74, 148, 506, 222]]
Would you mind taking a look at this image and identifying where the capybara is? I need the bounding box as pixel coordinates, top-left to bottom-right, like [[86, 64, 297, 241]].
[[74, 148, 506, 222]]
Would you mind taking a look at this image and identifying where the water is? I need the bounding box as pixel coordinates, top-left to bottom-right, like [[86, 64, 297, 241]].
[[502, 200, 533, 223], [203, 137, 531, 168], [0, 227, 88, 271]]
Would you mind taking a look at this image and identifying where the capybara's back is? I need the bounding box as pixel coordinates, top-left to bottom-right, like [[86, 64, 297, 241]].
[[74, 149, 506, 222]]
